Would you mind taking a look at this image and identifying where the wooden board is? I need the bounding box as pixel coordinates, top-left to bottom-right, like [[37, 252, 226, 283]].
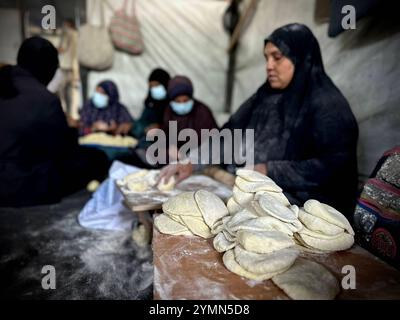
[[153, 229, 400, 300]]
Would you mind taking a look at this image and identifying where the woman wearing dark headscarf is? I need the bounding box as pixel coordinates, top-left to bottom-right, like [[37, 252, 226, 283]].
[[0, 37, 110, 207], [160, 24, 359, 217], [118, 75, 218, 168], [132, 68, 171, 143], [80, 80, 133, 136]]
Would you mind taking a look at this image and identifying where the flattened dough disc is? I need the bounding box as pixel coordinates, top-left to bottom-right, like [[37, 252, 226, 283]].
[[272, 258, 340, 300]]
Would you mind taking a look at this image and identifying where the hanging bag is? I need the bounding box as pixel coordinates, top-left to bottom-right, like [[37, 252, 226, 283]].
[[109, 0, 144, 55], [78, 0, 115, 70]]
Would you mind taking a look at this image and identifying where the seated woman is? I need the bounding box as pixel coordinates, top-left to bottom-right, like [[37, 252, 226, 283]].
[[132, 68, 171, 147], [160, 24, 359, 217], [119, 75, 219, 168], [0, 37, 110, 207], [80, 80, 133, 136]]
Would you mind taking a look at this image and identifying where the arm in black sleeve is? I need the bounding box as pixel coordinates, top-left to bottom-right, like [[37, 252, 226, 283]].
[[267, 102, 358, 191]]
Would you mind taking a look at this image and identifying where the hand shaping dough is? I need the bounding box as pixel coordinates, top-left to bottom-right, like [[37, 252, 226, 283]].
[[157, 176, 176, 192], [272, 258, 340, 300], [234, 245, 298, 275], [298, 209, 344, 236], [304, 200, 355, 235], [195, 190, 229, 229], [237, 230, 295, 254]]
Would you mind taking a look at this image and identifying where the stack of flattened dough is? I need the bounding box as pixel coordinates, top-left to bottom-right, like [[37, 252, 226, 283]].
[[295, 200, 355, 252], [121, 169, 176, 192], [228, 169, 291, 215], [154, 190, 229, 238], [214, 170, 302, 281], [215, 170, 344, 299]]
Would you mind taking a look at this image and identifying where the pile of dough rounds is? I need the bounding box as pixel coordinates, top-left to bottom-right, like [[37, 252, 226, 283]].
[[122, 169, 176, 192], [214, 169, 344, 299], [79, 132, 137, 148], [154, 190, 229, 238], [214, 169, 302, 281], [295, 200, 355, 253]]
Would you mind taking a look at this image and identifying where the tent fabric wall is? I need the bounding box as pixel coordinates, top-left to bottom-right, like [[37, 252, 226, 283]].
[[86, 0, 400, 179], [86, 0, 229, 122]]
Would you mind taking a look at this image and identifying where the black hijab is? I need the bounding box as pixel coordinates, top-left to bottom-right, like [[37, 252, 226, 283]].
[[17, 36, 59, 86], [140, 68, 170, 125], [224, 23, 351, 163]]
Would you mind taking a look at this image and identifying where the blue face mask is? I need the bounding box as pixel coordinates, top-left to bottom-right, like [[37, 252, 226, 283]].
[[150, 85, 167, 100], [170, 99, 194, 116], [92, 92, 109, 109]]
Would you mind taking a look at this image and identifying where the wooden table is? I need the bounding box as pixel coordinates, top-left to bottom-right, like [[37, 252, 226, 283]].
[[153, 229, 400, 300]]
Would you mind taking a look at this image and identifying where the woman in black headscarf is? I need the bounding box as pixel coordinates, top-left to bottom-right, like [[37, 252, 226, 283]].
[[0, 37, 110, 207], [160, 23, 359, 217], [132, 68, 171, 145]]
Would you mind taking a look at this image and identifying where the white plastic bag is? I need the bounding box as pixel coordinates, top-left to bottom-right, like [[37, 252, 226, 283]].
[[78, 161, 140, 231]]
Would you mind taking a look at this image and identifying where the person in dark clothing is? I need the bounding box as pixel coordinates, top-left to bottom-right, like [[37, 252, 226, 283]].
[[159, 24, 359, 217], [118, 75, 219, 168], [80, 80, 133, 136], [0, 37, 110, 207], [132, 68, 171, 147], [162, 75, 219, 150]]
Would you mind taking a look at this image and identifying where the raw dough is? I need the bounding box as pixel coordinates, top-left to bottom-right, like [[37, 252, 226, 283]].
[[253, 193, 298, 223], [79, 132, 137, 148], [272, 258, 340, 300], [223, 250, 280, 281], [298, 209, 344, 236], [255, 191, 290, 207], [297, 231, 354, 252], [227, 197, 242, 215], [213, 232, 236, 253], [299, 226, 345, 240], [235, 176, 282, 193], [237, 230, 295, 254], [228, 216, 295, 237], [157, 176, 176, 192], [237, 169, 277, 185], [180, 215, 213, 239], [234, 245, 298, 275], [162, 192, 202, 217], [304, 200, 355, 235], [195, 190, 229, 229], [154, 214, 193, 236], [232, 185, 254, 206]]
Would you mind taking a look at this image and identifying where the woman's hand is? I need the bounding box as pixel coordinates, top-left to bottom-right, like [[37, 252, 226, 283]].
[[158, 162, 194, 184], [115, 122, 133, 136], [92, 121, 109, 132]]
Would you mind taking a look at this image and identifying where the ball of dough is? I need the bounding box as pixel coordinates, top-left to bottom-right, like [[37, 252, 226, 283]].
[[157, 176, 176, 192]]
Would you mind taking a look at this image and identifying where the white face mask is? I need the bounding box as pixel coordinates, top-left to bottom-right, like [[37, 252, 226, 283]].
[[92, 92, 109, 109], [170, 99, 194, 115], [150, 85, 167, 100]]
